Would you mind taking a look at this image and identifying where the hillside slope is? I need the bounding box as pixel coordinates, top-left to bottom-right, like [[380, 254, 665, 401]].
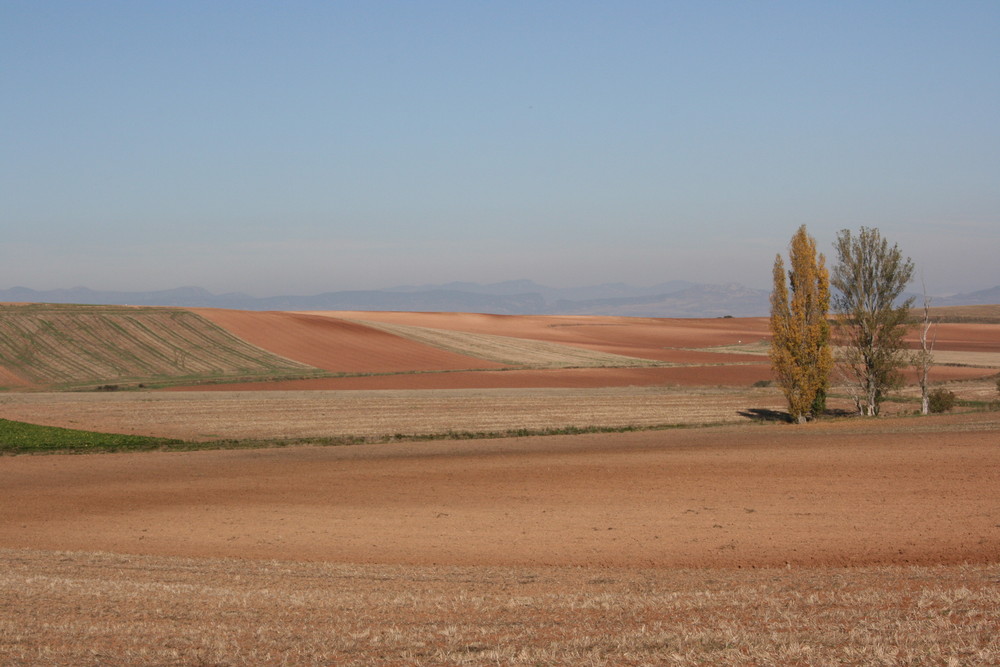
[[0, 304, 326, 390]]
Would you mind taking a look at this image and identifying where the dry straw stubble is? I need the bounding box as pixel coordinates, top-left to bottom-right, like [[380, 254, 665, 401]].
[[2, 549, 998, 666]]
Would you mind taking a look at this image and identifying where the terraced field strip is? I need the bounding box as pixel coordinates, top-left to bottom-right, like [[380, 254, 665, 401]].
[[924, 350, 1000, 368], [688, 342, 1000, 369], [351, 319, 672, 368], [895, 377, 1000, 404], [0, 386, 787, 441], [0, 304, 327, 389], [681, 340, 770, 356], [926, 304, 1000, 323]]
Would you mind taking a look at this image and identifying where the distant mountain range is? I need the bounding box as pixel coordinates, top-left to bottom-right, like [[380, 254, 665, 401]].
[[935, 285, 1000, 307], [2, 281, 998, 318]]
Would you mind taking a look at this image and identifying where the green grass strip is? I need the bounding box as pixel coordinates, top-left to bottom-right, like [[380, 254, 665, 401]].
[[1, 418, 730, 456], [0, 419, 183, 454]]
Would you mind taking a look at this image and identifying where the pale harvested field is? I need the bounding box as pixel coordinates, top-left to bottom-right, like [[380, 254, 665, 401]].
[[2, 550, 997, 666], [0, 385, 787, 441], [921, 349, 1000, 368], [927, 304, 1000, 321], [348, 318, 670, 367], [315, 311, 774, 362], [897, 377, 1000, 403], [2, 414, 999, 664]]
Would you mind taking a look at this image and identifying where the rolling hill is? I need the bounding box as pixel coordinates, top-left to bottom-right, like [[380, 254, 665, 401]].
[[0, 304, 327, 390]]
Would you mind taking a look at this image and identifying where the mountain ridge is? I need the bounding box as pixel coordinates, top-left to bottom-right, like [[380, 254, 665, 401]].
[[2, 281, 997, 318]]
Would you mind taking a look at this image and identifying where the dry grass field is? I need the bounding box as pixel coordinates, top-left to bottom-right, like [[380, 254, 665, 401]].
[[5, 378, 993, 444], [926, 304, 1000, 323], [1, 306, 999, 665], [2, 550, 998, 666], [0, 385, 788, 441]]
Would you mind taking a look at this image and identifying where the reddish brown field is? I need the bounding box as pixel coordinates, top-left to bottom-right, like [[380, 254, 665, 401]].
[[2, 308, 999, 664], [4, 412, 999, 569], [2, 413, 1000, 665], [315, 310, 772, 361], [193, 308, 507, 373], [173, 310, 998, 391]]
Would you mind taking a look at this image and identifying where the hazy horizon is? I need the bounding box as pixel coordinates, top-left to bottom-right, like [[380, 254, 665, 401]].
[[3, 2, 998, 297], [3, 275, 997, 302]]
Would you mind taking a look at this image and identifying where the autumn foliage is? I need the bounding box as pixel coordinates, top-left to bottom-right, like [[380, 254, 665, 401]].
[[770, 226, 833, 423]]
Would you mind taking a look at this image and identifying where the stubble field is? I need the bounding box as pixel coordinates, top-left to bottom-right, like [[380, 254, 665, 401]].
[[1, 306, 999, 664], [0, 385, 789, 442], [3, 550, 998, 666]]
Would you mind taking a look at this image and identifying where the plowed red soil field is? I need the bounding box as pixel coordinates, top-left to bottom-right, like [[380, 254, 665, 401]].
[[194, 308, 506, 373], [174, 310, 998, 390], [3, 412, 998, 569], [318, 310, 772, 359], [3, 308, 999, 665]]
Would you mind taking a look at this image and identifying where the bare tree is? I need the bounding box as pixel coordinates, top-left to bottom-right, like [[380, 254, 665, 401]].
[[913, 280, 937, 415], [831, 227, 914, 416]]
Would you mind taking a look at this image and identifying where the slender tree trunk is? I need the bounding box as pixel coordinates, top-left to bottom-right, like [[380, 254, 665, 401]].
[[916, 284, 935, 416]]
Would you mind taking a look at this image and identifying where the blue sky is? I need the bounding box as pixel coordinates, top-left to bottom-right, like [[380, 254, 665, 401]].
[[3, 1, 998, 296]]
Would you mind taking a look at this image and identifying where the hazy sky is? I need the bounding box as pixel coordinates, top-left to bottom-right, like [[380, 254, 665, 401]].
[[3, 1, 998, 296]]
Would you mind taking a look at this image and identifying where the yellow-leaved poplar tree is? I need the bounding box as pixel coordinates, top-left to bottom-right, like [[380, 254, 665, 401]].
[[769, 225, 833, 423]]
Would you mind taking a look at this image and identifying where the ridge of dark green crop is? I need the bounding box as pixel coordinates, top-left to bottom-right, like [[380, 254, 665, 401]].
[[1, 418, 726, 455], [0, 418, 183, 454]]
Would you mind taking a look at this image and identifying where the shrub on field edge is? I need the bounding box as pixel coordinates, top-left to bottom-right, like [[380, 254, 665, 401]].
[[928, 388, 956, 414]]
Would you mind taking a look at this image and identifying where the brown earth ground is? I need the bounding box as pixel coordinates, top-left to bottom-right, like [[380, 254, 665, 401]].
[[192, 308, 509, 373], [2, 310, 999, 664], [186, 309, 780, 390], [179, 310, 998, 390], [2, 413, 1000, 664], [3, 412, 999, 569]]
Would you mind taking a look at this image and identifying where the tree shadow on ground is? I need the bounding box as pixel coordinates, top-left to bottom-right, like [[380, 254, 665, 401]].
[[738, 408, 792, 423], [739, 407, 858, 423]]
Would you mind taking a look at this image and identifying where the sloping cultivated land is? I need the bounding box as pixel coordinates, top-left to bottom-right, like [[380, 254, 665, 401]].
[[0, 305, 326, 390], [348, 318, 671, 367], [193, 307, 510, 374]]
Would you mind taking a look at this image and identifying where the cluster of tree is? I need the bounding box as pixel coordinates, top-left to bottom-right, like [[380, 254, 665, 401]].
[[770, 225, 920, 421]]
